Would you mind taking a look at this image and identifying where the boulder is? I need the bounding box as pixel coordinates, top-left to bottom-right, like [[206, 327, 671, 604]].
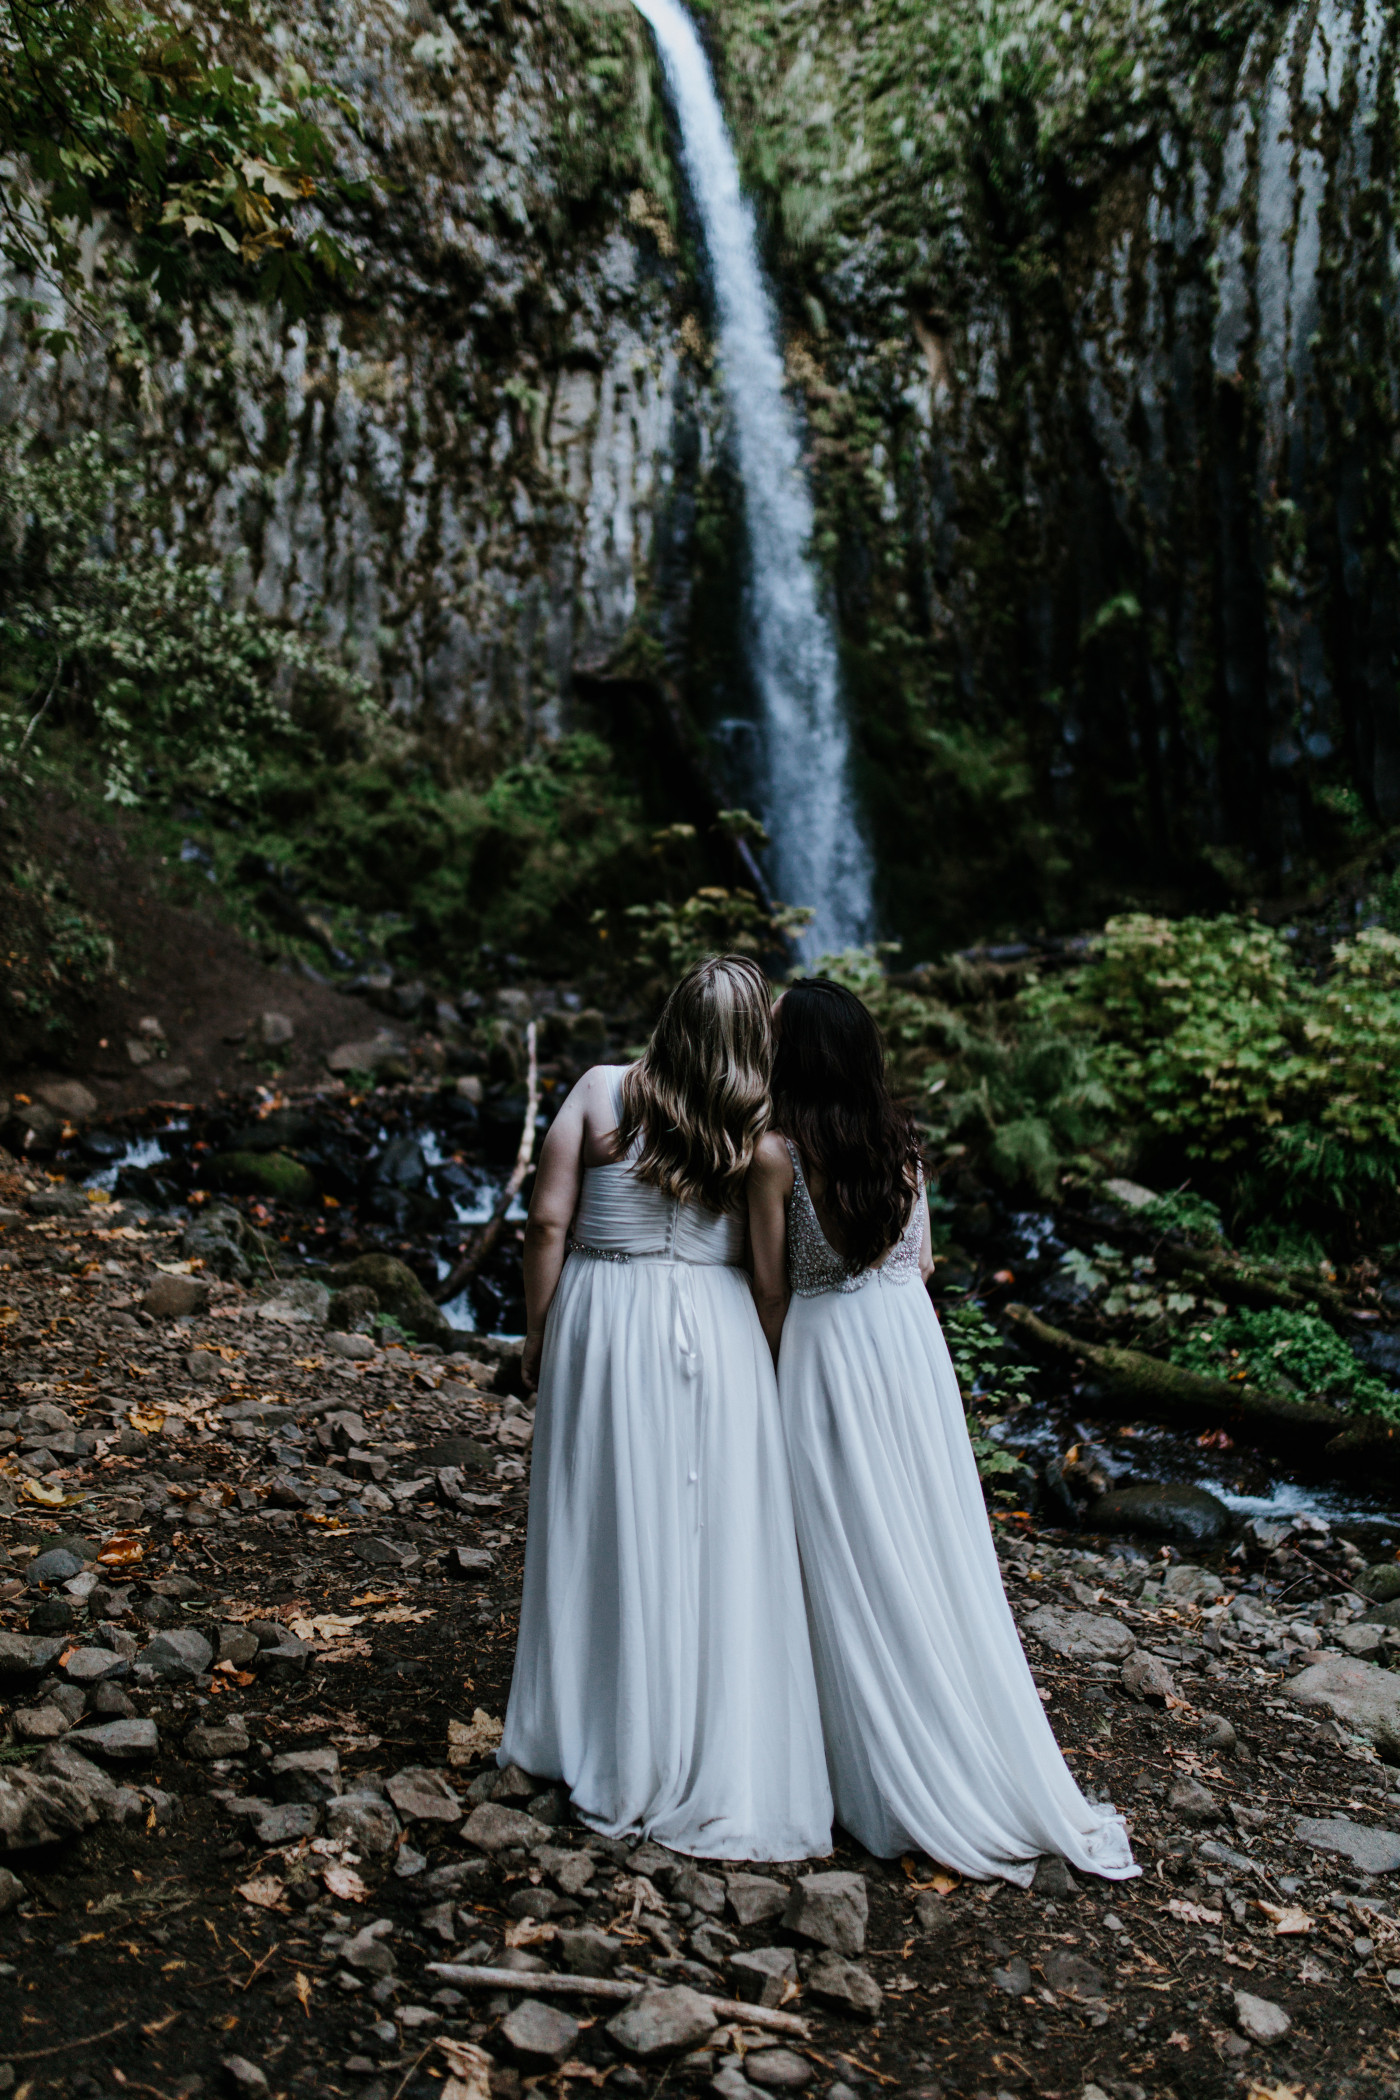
[[385, 1767, 463, 1823], [1160, 1563, 1227, 1608], [1030, 1855, 1077, 1898], [67, 1718, 159, 1762], [256, 1280, 331, 1326], [1086, 1482, 1233, 1548], [1294, 1815, 1400, 1876], [207, 1151, 318, 1207], [496, 1999, 580, 2068], [606, 1986, 718, 2057], [1234, 1990, 1290, 2045], [181, 1205, 258, 1283], [1024, 1605, 1135, 1664], [726, 1872, 788, 1927], [271, 1748, 342, 1803], [13, 1705, 71, 1742], [805, 1951, 883, 2016], [0, 1766, 98, 1850], [0, 1632, 65, 1684], [27, 1548, 84, 1588], [782, 1870, 869, 1955], [331, 1252, 456, 1349], [1286, 1655, 1400, 1757], [187, 1721, 252, 1761], [141, 1273, 210, 1320], [325, 1792, 401, 1857], [462, 1801, 549, 1852], [143, 1627, 214, 1681], [1355, 1563, 1400, 1605], [1121, 1652, 1177, 1704], [35, 1080, 98, 1119], [729, 1946, 797, 2007]]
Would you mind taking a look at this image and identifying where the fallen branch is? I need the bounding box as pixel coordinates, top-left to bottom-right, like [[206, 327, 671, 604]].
[[1003, 1302, 1344, 1447], [435, 1020, 539, 1304], [423, 1963, 810, 2038]]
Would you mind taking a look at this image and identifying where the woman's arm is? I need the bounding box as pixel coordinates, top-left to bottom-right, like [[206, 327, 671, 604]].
[[519, 1073, 591, 1392], [747, 1134, 794, 1366], [918, 1172, 935, 1285]]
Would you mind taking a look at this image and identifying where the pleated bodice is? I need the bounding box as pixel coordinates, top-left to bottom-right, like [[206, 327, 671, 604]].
[[570, 1066, 745, 1266]]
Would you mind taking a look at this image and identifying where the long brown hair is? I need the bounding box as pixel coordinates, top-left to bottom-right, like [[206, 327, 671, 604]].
[[616, 954, 773, 1213], [771, 978, 920, 1271]]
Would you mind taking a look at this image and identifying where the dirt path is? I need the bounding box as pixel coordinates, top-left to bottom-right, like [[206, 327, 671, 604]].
[[2, 1193, 1400, 2100]]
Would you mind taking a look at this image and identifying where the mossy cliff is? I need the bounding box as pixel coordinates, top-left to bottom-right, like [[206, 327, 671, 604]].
[[4, 0, 1397, 953]]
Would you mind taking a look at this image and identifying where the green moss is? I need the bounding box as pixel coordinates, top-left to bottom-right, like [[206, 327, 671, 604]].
[[206, 1151, 319, 1206]]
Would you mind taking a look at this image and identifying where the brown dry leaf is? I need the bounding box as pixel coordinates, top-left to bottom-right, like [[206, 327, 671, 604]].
[[237, 1876, 286, 1910], [348, 1591, 396, 1607], [0, 1307, 20, 1327], [1244, 2086, 1314, 2100], [20, 1478, 74, 1508], [323, 1865, 368, 1903], [1258, 1901, 1314, 1936], [1167, 1897, 1223, 1926], [290, 1615, 365, 1643], [371, 1605, 433, 1625], [438, 2041, 493, 2100], [447, 1709, 503, 1767], [128, 1406, 165, 1433], [292, 1971, 313, 2017], [900, 1855, 959, 1896], [503, 1919, 556, 1949], [96, 1534, 146, 1568]]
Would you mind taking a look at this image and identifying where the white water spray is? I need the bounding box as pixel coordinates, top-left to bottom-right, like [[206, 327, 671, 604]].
[[631, 0, 873, 953]]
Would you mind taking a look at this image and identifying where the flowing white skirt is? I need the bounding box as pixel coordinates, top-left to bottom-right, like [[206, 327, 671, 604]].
[[501, 1253, 833, 1861], [780, 1280, 1138, 1884]]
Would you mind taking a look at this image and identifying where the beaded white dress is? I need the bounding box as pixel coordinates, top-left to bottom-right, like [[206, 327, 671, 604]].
[[779, 1145, 1138, 1884], [500, 1069, 833, 1860]]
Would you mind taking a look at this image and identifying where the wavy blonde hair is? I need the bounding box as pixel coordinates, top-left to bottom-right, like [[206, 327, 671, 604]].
[[616, 954, 773, 1213]]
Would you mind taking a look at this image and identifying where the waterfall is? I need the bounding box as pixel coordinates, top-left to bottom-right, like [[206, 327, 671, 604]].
[[631, 0, 873, 955]]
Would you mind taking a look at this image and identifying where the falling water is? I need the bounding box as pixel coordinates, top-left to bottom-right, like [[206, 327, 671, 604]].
[[631, 0, 873, 954]]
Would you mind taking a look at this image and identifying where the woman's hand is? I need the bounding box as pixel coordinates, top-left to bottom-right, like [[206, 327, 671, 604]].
[[521, 1328, 544, 1395]]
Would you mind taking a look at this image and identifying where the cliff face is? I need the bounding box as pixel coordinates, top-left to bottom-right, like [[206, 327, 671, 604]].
[[4, 0, 1397, 948], [0, 0, 713, 768]]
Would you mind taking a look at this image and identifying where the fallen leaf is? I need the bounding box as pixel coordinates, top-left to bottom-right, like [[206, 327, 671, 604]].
[[438, 2040, 493, 2100], [322, 1865, 368, 1902], [447, 1709, 504, 1766], [371, 1605, 433, 1625], [1258, 1901, 1314, 1936], [236, 1876, 286, 1910], [96, 1534, 146, 1568], [1244, 2086, 1313, 2100], [290, 1615, 365, 1642], [128, 1406, 165, 1434], [900, 1856, 959, 1896], [1167, 1898, 1223, 1926], [21, 1478, 75, 1508], [348, 1591, 396, 1607], [1166, 2030, 1192, 2050], [153, 1259, 197, 1277], [0, 1308, 20, 1326], [504, 1919, 556, 1948], [292, 1971, 313, 2016]]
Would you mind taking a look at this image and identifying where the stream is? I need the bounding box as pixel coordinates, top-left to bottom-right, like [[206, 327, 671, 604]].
[[45, 1090, 1400, 1558]]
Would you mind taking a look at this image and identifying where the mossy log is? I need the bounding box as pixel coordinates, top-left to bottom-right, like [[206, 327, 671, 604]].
[[1003, 1302, 1346, 1450], [1159, 1244, 1355, 1330]]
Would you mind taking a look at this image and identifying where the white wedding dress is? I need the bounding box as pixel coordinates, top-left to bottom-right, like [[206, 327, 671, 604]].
[[779, 1146, 1138, 1884], [501, 1069, 833, 1860]]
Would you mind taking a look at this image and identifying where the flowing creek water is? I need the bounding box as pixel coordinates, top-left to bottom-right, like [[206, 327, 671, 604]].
[[52, 1098, 1400, 1554], [631, 0, 872, 953]]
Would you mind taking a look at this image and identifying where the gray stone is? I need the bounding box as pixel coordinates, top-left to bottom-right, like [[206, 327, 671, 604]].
[[992, 1957, 1032, 1995], [1199, 1713, 1238, 1754], [1357, 1564, 1400, 1605], [325, 1792, 402, 1857], [606, 1986, 718, 2057], [218, 1626, 260, 1667], [497, 1998, 580, 2068], [1337, 1624, 1386, 1659], [1169, 1779, 1220, 1825], [729, 1946, 797, 2008], [350, 1536, 418, 1569], [67, 1718, 159, 1761], [1087, 1482, 1233, 1547], [782, 1869, 868, 1956], [1031, 1855, 1077, 1898], [914, 1890, 957, 1933], [59, 1647, 124, 1685], [535, 1844, 594, 1896], [385, 1766, 462, 1824], [26, 1548, 83, 1587], [1234, 1990, 1290, 2045], [187, 1722, 252, 1761], [1121, 1653, 1177, 1704], [271, 1747, 342, 1804], [1294, 1815, 1400, 1876], [0, 1866, 25, 1912], [252, 1630, 312, 1676], [1043, 1950, 1106, 1998], [143, 1627, 214, 1681], [13, 1705, 70, 1742], [1358, 1598, 1400, 1629], [141, 1273, 210, 1320], [222, 2058, 271, 2099], [326, 1331, 376, 1360], [1024, 1605, 1135, 1664], [1160, 1563, 1227, 1607], [805, 1952, 883, 2017], [252, 1802, 320, 1845], [342, 1920, 396, 1976], [668, 1863, 725, 1915], [556, 1927, 622, 1976], [726, 1871, 788, 1928], [462, 1801, 548, 1852], [743, 2050, 812, 2089], [1287, 1655, 1400, 1757], [0, 1767, 97, 1850]]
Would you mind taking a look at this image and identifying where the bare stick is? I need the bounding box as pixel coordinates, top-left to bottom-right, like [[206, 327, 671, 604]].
[[423, 1963, 811, 2038], [7, 653, 62, 773], [435, 1019, 539, 1304]]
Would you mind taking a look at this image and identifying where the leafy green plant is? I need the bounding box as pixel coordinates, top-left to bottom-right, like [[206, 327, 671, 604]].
[[0, 0, 360, 327], [1171, 1306, 1400, 1424], [1138, 1190, 1227, 1245], [941, 1299, 1029, 1493]]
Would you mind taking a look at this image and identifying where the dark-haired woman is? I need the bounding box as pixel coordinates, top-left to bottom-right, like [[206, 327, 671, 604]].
[[747, 978, 1137, 1885], [501, 955, 831, 1860]]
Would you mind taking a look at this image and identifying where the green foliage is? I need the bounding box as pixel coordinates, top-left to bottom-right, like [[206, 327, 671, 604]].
[[1138, 1190, 1227, 1245], [941, 1299, 1029, 1494], [607, 884, 813, 983], [0, 432, 370, 807], [0, 855, 119, 1061], [0, 0, 360, 326], [1171, 1306, 1400, 1424], [929, 1025, 1114, 1199]]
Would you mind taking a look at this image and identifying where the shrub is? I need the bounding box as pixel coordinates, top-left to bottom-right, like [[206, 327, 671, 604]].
[[1171, 1306, 1400, 1424]]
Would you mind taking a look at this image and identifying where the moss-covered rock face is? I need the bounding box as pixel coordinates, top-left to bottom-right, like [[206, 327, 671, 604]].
[[207, 1150, 320, 1206], [701, 0, 1400, 942]]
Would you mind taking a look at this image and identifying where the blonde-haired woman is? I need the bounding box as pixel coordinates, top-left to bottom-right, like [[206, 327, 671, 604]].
[[501, 955, 832, 1859]]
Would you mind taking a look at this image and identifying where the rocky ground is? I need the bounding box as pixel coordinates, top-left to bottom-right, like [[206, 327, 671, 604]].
[[4, 1152, 1400, 2100]]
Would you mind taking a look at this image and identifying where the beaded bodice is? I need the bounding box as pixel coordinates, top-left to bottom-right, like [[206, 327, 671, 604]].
[[784, 1143, 925, 1297]]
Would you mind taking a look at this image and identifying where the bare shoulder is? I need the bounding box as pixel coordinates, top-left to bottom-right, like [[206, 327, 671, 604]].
[[749, 1130, 795, 1192]]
